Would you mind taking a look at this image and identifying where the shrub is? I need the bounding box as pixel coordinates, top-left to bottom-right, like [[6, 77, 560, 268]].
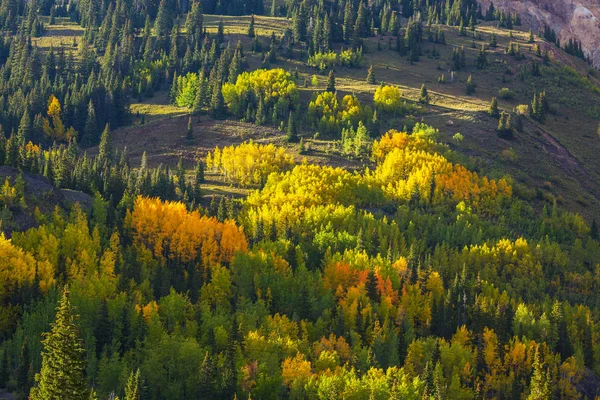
[[498, 88, 515, 100]]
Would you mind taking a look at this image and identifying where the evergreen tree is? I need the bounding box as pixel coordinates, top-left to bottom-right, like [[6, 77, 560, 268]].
[[17, 109, 32, 144], [228, 49, 242, 83], [16, 342, 31, 399], [30, 287, 89, 400], [124, 369, 141, 400], [343, 0, 355, 42], [187, 116, 194, 141], [497, 111, 513, 139], [466, 74, 475, 95], [154, 0, 172, 37], [98, 124, 113, 165], [286, 112, 298, 142], [198, 352, 215, 398], [527, 347, 552, 400], [591, 219, 599, 241], [476, 44, 488, 69], [255, 96, 266, 125], [216, 18, 225, 44], [186, 1, 204, 44], [210, 84, 226, 119], [0, 349, 8, 388], [326, 69, 336, 92], [366, 270, 379, 302], [366, 65, 376, 84], [419, 84, 429, 104], [489, 97, 500, 118], [247, 14, 255, 38], [82, 100, 97, 147]]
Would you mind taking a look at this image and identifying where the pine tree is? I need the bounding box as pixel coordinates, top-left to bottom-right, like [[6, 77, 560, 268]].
[[216, 18, 225, 44], [255, 96, 266, 125], [187, 116, 194, 141], [343, 0, 355, 42], [98, 124, 113, 165], [228, 49, 242, 83], [186, 1, 204, 44], [198, 352, 215, 398], [0, 349, 8, 388], [419, 84, 429, 104], [527, 347, 552, 400], [82, 100, 97, 147], [366, 65, 376, 84], [489, 97, 500, 118], [326, 69, 336, 92], [154, 0, 172, 37], [466, 74, 475, 95], [17, 109, 32, 144], [124, 369, 141, 400], [476, 44, 488, 69], [591, 219, 599, 241], [30, 287, 89, 400], [16, 342, 31, 399], [497, 111, 513, 139], [210, 84, 226, 119], [192, 76, 205, 116], [247, 14, 255, 38], [286, 112, 298, 142], [366, 270, 379, 302]]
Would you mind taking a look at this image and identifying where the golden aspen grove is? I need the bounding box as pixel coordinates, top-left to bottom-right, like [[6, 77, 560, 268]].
[[1, 0, 600, 399]]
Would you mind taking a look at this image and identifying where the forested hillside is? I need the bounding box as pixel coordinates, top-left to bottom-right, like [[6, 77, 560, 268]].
[[0, 0, 599, 399]]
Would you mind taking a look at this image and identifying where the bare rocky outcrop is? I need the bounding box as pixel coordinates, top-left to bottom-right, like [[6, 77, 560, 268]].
[[0, 166, 92, 237], [479, 0, 600, 67]]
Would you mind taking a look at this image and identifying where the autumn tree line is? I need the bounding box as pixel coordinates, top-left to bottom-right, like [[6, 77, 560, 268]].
[[0, 125, 598, 399]]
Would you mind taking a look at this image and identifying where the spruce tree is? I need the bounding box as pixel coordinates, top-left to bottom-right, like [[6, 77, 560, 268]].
[[186, 1, 204, 44], [82, 100, 97, 147], [591, 219, 599, 241], [527, 347, 552, 400], [326, 69, 336, 92], [247, 15, 255, 38], [228, 50, 242, 83], [497, 111, 513, 139], [17, 110, 32, 144], [255, 96, 266, 125], [154, 0, 172, 37], [210, 84, 226, 119], [476, 44, 488, 69], [192, 77, 204, 116], [30, 287, 89, 400], [419, 84, 429, 104], [187, 116, 194, 141], [466, 74, 475, 95], [98, 124, 113, 165], [124, 369, 141, 400], [489, 97, 500, 118], [0, 349, 8, 388], [198, 352, 215, 398], [16, 342, 31, 399], [216, 18, 225, 44], [366, 65, 376, 84], [286, 112, 298, 142]]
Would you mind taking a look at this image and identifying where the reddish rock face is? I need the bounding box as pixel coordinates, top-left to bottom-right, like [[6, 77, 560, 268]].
[[478, 0, 600, 67]]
